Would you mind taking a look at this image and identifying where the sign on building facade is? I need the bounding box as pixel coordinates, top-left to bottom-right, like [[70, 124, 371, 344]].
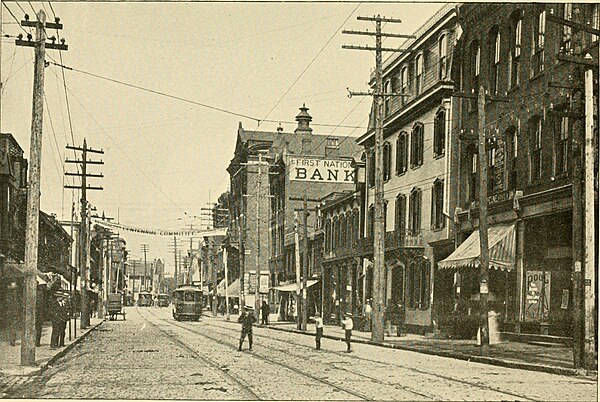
[[287, 157, 354, 183]]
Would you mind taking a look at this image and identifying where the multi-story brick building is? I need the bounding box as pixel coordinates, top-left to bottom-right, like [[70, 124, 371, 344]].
[[356, 4, 460, 333], [228, 105, 361, 316], [438, 3, 598, 339]]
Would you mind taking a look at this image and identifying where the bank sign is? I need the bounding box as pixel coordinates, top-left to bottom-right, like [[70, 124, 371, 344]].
[[288, 157, 354, 183]]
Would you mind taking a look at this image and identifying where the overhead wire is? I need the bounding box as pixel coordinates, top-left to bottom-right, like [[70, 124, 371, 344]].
[[3, 3, 28, 34]]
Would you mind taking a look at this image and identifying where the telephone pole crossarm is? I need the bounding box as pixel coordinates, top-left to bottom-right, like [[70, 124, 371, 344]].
[[342, 30, 416, 39]]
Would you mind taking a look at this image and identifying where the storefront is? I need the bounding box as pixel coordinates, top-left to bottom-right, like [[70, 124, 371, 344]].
[[272, 280, 320, 322]]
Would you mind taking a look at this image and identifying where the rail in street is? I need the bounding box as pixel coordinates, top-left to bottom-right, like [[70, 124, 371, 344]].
[[5, 307, 596, 400]]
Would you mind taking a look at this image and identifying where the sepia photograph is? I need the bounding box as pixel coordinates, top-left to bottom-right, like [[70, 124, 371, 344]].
[[0, 1, 598, 400]]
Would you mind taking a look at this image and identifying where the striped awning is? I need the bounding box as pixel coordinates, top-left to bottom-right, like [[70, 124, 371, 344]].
[[217, 278, 240, 297], [272, 280, 319, 292], [438, 224, 516, 271]]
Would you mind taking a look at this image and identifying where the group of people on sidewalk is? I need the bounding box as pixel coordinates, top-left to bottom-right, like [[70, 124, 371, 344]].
[[4, 279, 73, 349]]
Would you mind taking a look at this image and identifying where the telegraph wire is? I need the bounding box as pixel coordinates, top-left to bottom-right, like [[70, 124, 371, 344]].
[[3, 3, 28, 34], [47, 1, 56, 19]]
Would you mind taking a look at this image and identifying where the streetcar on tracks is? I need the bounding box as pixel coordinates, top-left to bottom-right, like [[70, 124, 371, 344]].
[[157, 293, 171, 307], [172, 286, 203, 321], [137, 291, 153, 307]]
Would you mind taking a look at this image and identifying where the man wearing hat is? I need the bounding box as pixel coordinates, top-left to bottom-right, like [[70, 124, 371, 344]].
[[341, 312, 354, 353], [237, 305, 257, 351]]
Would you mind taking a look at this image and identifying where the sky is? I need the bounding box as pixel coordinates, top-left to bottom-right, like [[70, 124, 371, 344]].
[[1, 1, 444, 273]]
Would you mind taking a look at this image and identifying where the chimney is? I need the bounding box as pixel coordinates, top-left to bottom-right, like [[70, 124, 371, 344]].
[[294, 103, 313, 135]]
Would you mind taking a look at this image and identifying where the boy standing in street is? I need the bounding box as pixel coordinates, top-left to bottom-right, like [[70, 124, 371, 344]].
[[238, 306, 256, 351], [311, 313, 324, 350], [341, 313, 353, 353]]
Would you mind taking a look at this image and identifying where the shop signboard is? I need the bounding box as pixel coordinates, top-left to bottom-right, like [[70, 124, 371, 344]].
[[245, 272, 269, 294], [287, 156, 354, 183], [524, 270, 551, 322]]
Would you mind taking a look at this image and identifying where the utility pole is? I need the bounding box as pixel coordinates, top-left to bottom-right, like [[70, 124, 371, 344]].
[[343, 15, 413, 343], [223, 247, 230, 321], [255, 153, 263, 314], [210, 238, 217, 316], [65, 140, 103, 329], [294, 210, 302, 330], [15, 8, 67, 367], [476, 85, 491, 352], [301, 195, 309, 331], [141, 244, 149, 291], [236, 211, 245, 308]]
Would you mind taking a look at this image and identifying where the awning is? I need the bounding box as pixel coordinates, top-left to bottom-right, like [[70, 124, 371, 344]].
[[217, 278, 240, 297], [272, 280, 319, 292], [438, 224, 516, 271], [2, 262, 49, 285]]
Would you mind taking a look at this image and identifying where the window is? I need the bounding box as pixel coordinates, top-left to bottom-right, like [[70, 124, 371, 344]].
[[340, 214, 347, 245], [396, 131, 408, 175], [383, 142, 392, 181], [408, 261, 430, 309], [353, 209, 360, 243], [411, 123, 424, 168], [532, 8, 546, 76], [509, 12, 522, 88], [592, 3, 599, 42], [346, 212, 352, 246], [415, 54, 424, 95], [506, 127, 518, 190], [400, 66, 408, 106], [368, 205, 375, 239], [561, 3, 573, 53], [439, 34, 448, 79], [433, 108, 446, 157], [395, 194, 406, 234], [326, 137, 339, 148], [530, 116, 543, 182], [555, 115, 570, 175], [368, 149, 375, 188], [470, 41, 480, 110], [487, 141, 497, 193], [332, 217, 339, 249], [383, 201, 388, 233], [468, 145, 479, 202], [325, 219, 331, 252], [490, 28, 501, 94], [384, 80, 391, 117], [408, 188, 422, 235], [431, 179, 445, 229]]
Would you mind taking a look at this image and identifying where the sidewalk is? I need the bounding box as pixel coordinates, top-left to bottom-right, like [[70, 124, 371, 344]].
[[0, 317, 103, 397], [206, 312, 596, 378]]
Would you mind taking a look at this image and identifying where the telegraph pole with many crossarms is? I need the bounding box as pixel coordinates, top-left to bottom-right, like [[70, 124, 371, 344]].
[[343, 15, 414, 343]]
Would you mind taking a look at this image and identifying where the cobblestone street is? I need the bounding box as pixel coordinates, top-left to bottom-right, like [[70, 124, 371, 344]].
[[5, 307, 597, 400]]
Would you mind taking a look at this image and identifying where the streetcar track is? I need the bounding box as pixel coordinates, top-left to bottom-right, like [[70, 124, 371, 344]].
[[192, 313, 539, 401], [138, 309, 261, 400], [143, 308, 372, 401]]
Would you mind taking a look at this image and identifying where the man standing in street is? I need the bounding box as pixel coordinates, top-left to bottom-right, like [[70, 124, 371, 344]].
[[261, 300, 270, 325], [311, 312, 324, 350], [237, 306, 256, 351], [341, 313, 353, 353]]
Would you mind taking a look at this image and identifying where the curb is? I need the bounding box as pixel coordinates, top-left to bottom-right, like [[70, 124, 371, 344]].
[[37, 319, 105, 376], [266, 325, 595, 379]]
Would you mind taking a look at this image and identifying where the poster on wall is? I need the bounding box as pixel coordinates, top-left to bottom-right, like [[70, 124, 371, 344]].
[[524, 270, 551, 322], [245, 272, 269, 294]]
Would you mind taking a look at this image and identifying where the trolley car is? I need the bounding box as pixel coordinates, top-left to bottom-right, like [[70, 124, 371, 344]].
[[137, 291, 153, 307], [157, 293, 171, 307], [172, 286, 203, 321]]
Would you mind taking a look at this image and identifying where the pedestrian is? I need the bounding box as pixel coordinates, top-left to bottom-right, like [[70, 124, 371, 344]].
[[311, 312, 324, 350], [35, 285, 47, 347], [261, 300, 270, 325], [6, 281, 20, 346], [341, 313, 353, 353], [58, 291, 71, 347], [237, 306, 256, 351], [364, 298, 372, 332], [49, 282, 64, 349]]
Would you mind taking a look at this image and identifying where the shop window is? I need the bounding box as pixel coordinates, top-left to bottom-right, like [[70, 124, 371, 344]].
[[508, 11, 522, 89], [489, 27, 501, 95], [383, 141, 392, 181], [554, 115, 570, 176], [395, 194, 406, 234], [431, 179, 445, 230], [433, 108, 446, 157], [415, 54, 424, 96], [411, 123, 424, 168], [506, 127, 518, 190], [529, 116, 543, 182], [531, 8, 546, 76], [408, 188, 422, 235], [396, 131, 408, 175], [439, 34, 448, 80]]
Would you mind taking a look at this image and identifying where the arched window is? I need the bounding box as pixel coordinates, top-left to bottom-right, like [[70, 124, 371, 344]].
[[383, 141, 392, 181], [408, 188, 422, 235], [395, 194, 406, 234], [431, 179, 445, 229], [396, 131, 408, 175], [489, 26, 501, 94], [346, 211, 352, 246], [433, 108, 446, 157], [415, 54, 424, 95], [411, 123, 424, 168], [531, 7, 546, 76], [529, 116, 543, 182], [400, 66, 408, 106], [439, 34, 448, 79], [509, 10, 523, 89], [506, 126, 518, 190]]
